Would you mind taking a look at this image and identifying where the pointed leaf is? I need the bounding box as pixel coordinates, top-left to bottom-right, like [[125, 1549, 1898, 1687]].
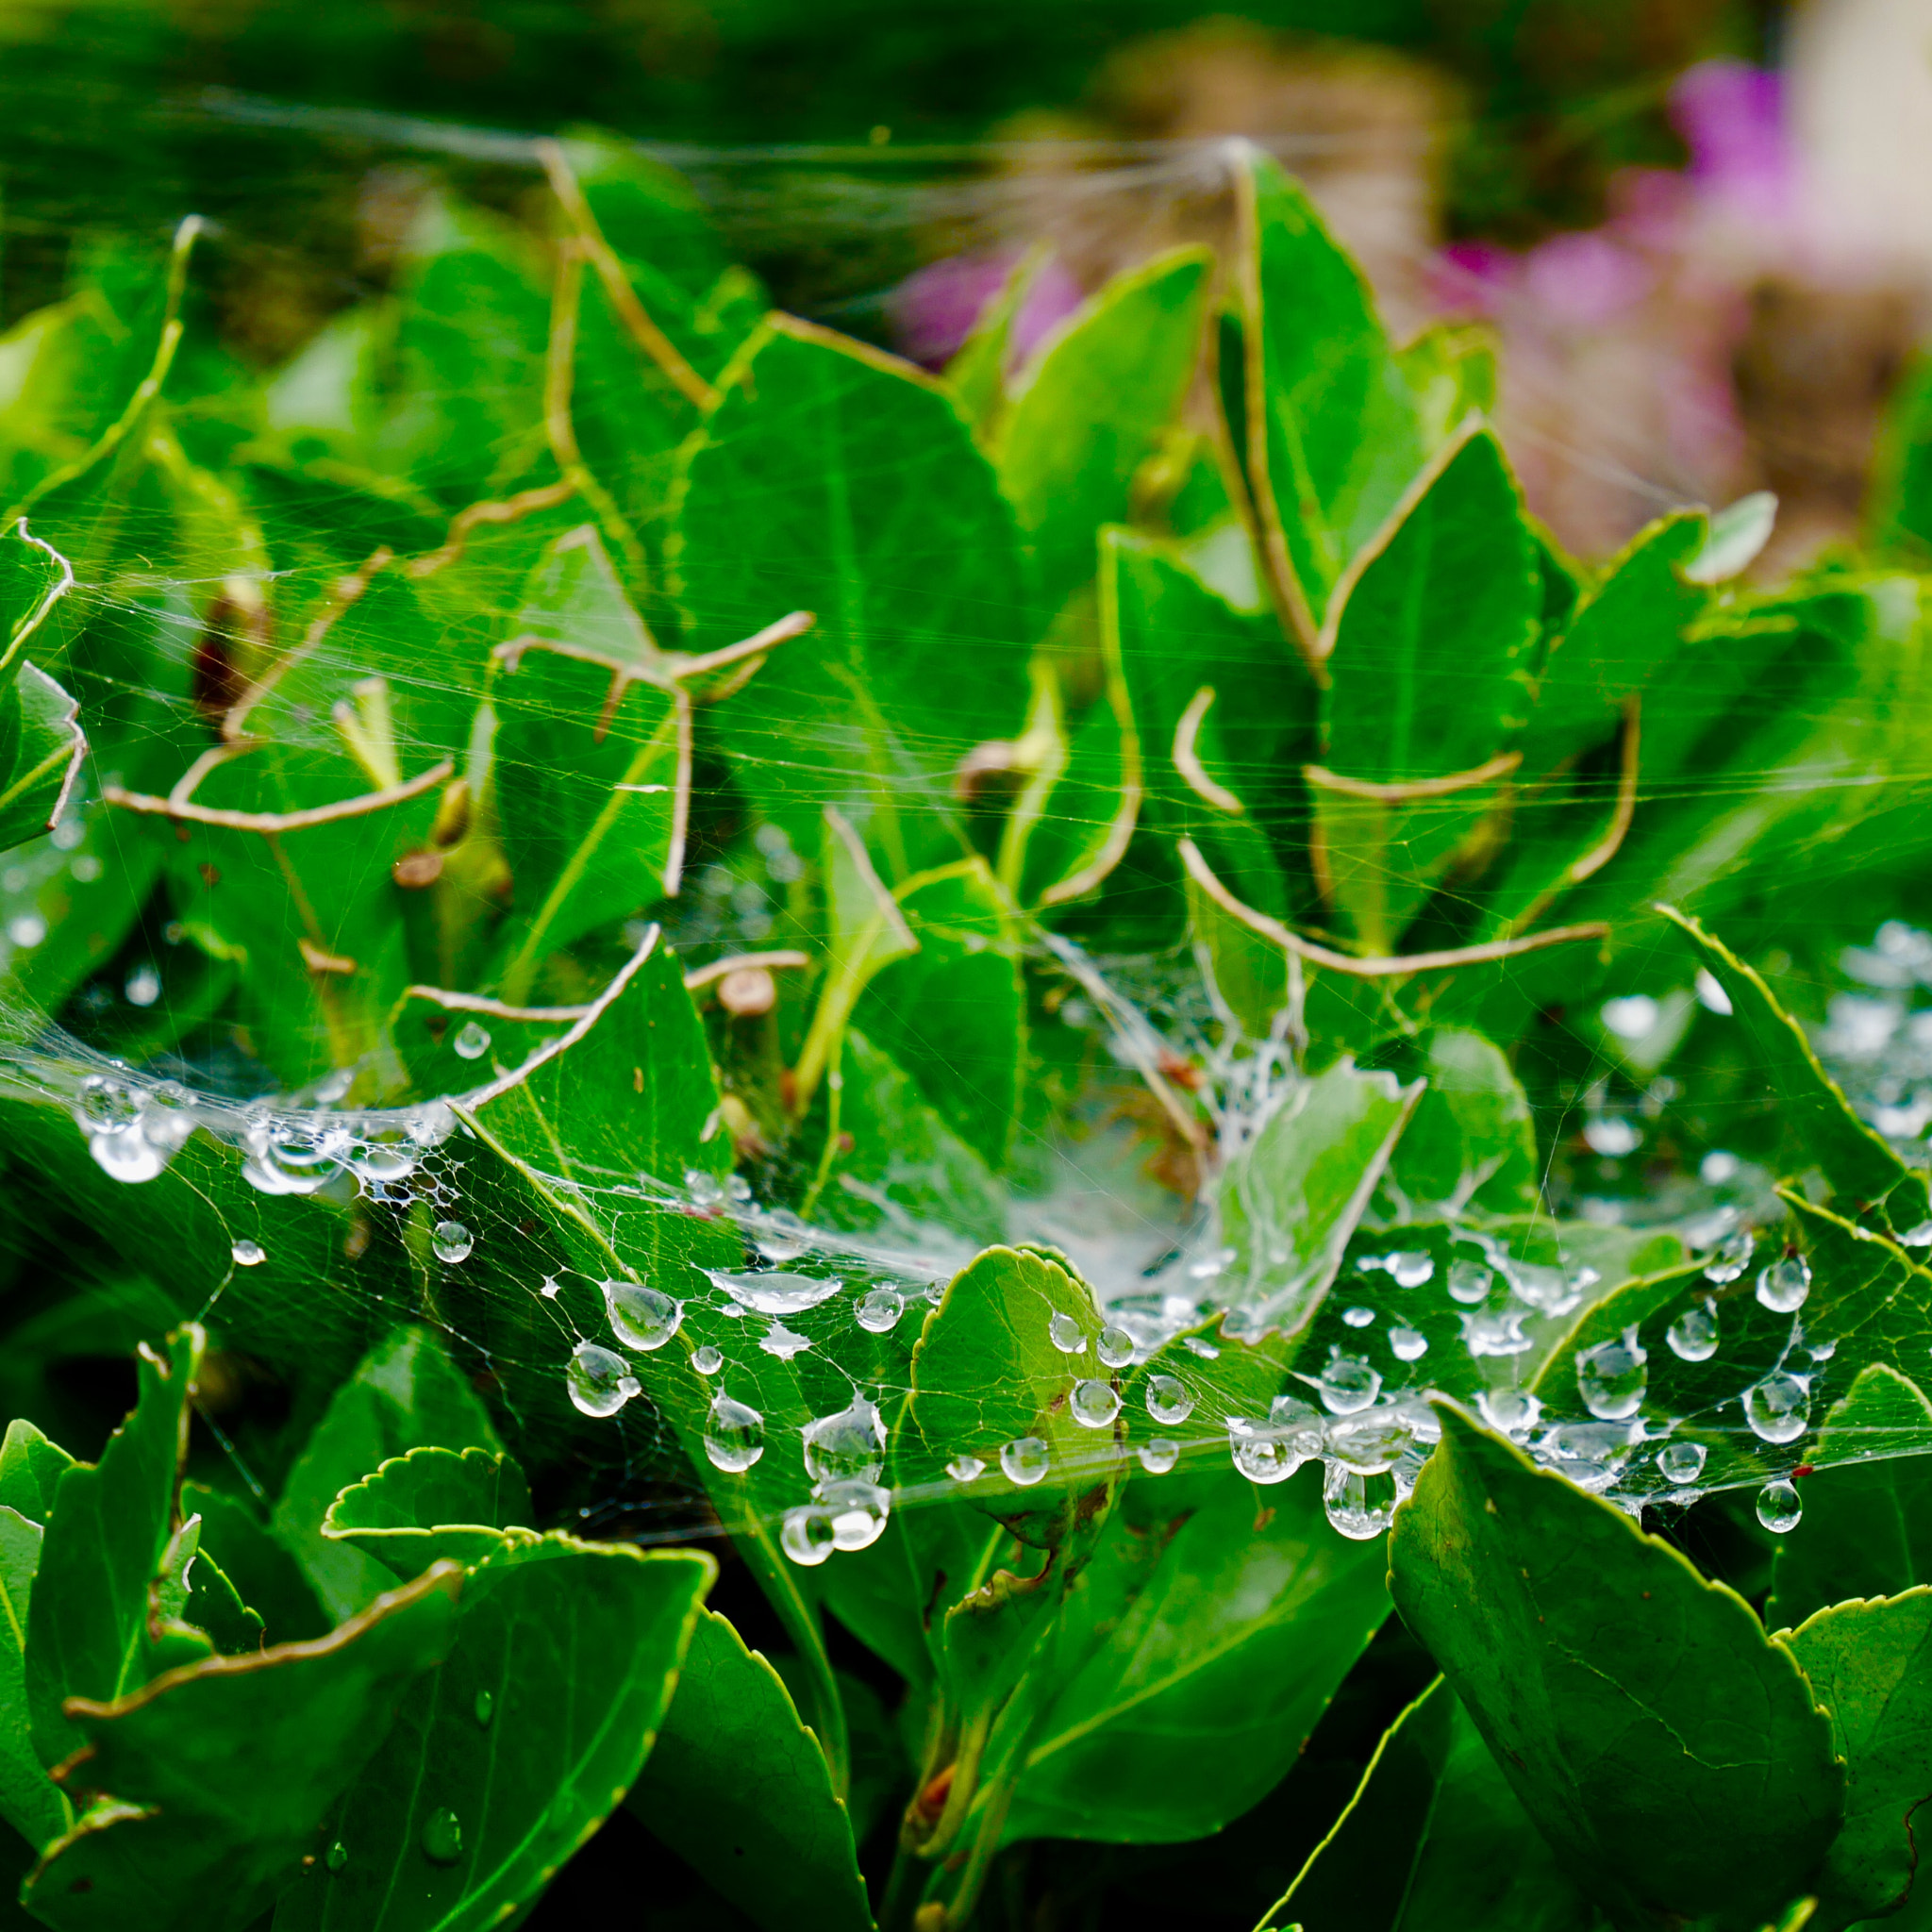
[[0, 659, 85, 855]]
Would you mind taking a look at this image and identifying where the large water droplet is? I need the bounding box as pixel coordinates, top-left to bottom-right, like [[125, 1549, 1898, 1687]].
[[1477, 1387, 1541, 1435], [604, 1278, 681, 1351], [1139, 1438, 1179, 1474], [1145, 1374, 1194, 1425], [1703, 1228, 1754, 1285], [1071, 1379, 1121, 1428], [856, 1287, 903, 1333], [1447, 1260, 1492, 1306], [1756, 1478, 1803, 1532], [76, 1074, 141, 1135], [1657, 1440, 1707, 1485], [1459, 1307, 1533, 1358], [1575, 1326, 1647, 1421], [801, 1396, 885, 1486], [1323, 1465, 1397, 1540], [781, 1504, 838, 1567], [946, 1454, 985, 1482], [1745, 1372, 1810, 1445], [692, 1344, 723, 1375], [566, 1342, 637, 1418], [1666, 1300, 1719, 1361], [1048, 1311, 1087, 1354], [1316, 1353, 1382, 1415], [1324, 1407, 1414, 1474], [422, 1807, 463, 1865], [432, 1220, 474, 1264], [1756, 1255, 1811, 1315], [1227, 1420, 1301, 1485], [350, 1130, 418, 1185], [1389, 1324, 1428, 1361], [821, 1479, 891, 1551], [1096, 1324, 1135, 1369], [759, 1323, 811, 1360], [1000, 1437, 1050, 1485], [704, 1393, 766, 1472], [92, 1125, 168, 1184], [706, 1268, 842, 1316], [325, 1842, 348, 1874], [231, 1239, 264, 1267], [453, 1021, 491, 1061], [1389, 1250, 1434, 1289]]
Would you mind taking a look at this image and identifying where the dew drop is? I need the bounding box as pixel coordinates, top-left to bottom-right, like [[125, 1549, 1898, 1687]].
[[822, 1478, 891, 1551], [1182, 1335, 1220, 1359], [1145, 1374, 1194, 1425], [1389, 1250, 1434, 1289], [692, 1344, 723, 1374], [1139, 1438, 1180, 1474], [1755, 1255, 1811, 1315], [856, 1287, 904, 1333], [1389, 1324, 1428, 1361], [1341, 1306, 1375, 1328], [325, 1842, 348, 1874], [759, 1323, 811, 1360], [1447, 1260, 1492, 1306], [76, 1074, 142, 1135], [1477, 1387, 1540, 1435], [566, 1342, 637, 1418], [351, 1131, 419, 1184], [453, 1021, 491, 1061], [1756, 1478, 1803, 1533], [781, 1504, 837, 1567], [1071, 1379, 1121, 1428], [1000, 1437, 1050, 1485], [947, 1454, 985, 1482], [1324, 1408, 1414, 1474], [1227, 1421, 1302, 1485], [1323, 1465, 1398, 1541], [1048, 1311, 1087, 1354], [92, 1125, 168, 1183], [422, 1807, 462, 1865], [1703, 1228, 1754, 1285], [1666, 1300, 1719, 1362], [1904, 1221, 1932, 1248], [802, 1396, 886, 1486], [706, 1268, 842, 1316], [704, 1393, 766, 1472], [1575, 1326, 1647, 1422], [1096, 1324, 1135, 1369], [473, 1690, 493, 1727], [1316, 1352, 1382, 1415], [1745, 1372, 1810, 1445], [1657, 1440, 1707, 1485], [604, 1278, 681, 1351], [432, 1220, 474, 1264], [231, 1240, 265, 1268]]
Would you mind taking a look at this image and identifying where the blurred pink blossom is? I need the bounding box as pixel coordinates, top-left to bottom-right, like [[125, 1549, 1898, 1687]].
[[891, 250, 1085, 369]]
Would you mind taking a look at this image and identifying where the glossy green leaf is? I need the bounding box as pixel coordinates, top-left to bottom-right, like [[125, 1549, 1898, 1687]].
[[272, 1327, 502, 1625], [1785, 1589, 1932, 1926], [24, 1566, 462, 1932], [998, 247, 1210, 609], [1257, 1675, 1592, 1932], [0, 659, 85, 857], [178, 1484, 328, 1649], [323, 1446, 533, 1579], [0, 1420, 73, 1523], [1387, 1027, 1539, 1216], [628, 1607, 873, 1932], [0, 1502, 62, 1848], [276, 1537, 711, 1932], [1389, 1404, 1842, 1928]]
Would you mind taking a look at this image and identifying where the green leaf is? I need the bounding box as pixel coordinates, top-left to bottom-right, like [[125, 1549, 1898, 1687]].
[[0, 1420, 73, 1523], [1659, 907, 1928, 1235], [1232, 145, 1424, 645], [627, 1607, 873, 1932], [23, 1565, 462, 1932], [323, 1446, 533, 1578], [272, 1327, 502, 1625], [24, 1326, 204, 1769], [0, 519, 72, 672], [997, 247, 1211, 609], [1784, 1589, 1932, 1925], [178, 1485, 328, 1649], [1388, 1404, 1843, 1928], [1395, 322, 1498, 446], [1257, 1676, 1593, 1932], [1004, 1460, 1389, 1845], [0, 1503, 64, 1849], [1685, 491, 1776, 584], [673, 314, 1032, 878], [1387, 1027, 1539, 1216], [276, 1536, 710, 1932], [0, 659, 85, 857]]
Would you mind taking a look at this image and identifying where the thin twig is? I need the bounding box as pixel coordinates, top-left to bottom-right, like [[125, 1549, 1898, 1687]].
[[106, 758, 455, 834], [1173, 687, 1243, 813]]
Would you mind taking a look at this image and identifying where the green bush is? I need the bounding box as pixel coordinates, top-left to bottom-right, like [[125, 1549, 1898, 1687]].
[[2, 134, 1932, 1930]]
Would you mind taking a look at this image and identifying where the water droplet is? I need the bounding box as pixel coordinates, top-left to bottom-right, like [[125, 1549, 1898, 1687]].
[[1703, 1228, 1754, 1285], [1657, 1441, 1707, 1485], [1145, 1374, 1194, 1425], [1448, 1260, 1492, 1306], [325, 1842, 348, 1874], [1575, 1326, 1647, 1422], [8, 913, 43, 948], [1757, 1478, 1803, 1533], [1666, 1300, 1719, 1361], [692, 1344, 723, 1375], [1096, 1324, 1135, 1368], [1341, 1306, 1375, 1328], [705, 1268, 842, 1316], [231, 1239, 264, 1267], [1389, 1324, 1428, 1361], [704, 1393, 765, 1471], [1071, 1379, 1121, 1428], [76, 1074, 141, 1135], [759, 1323, 811, 1360], [89, 1125, 166, 1183], [1048, 1311, 1087, 1354], [473, 1690, 493, 1726], [422, 1807, 462, 1865], [1460, 1307, 1534, 1358], [856, 1287, 903, 1333], [1389, 1250, 1434, 1289], [1000, 1437, 1050, 1485], [566, 1342, 637, 1418], [802, 1396, 885, 1486], [604, 1278, 681, 1351], [1583, 1114, 1640, 1157], [821, 1479, 891, 1551], [349, 1130, 418, 1185], [1904, 1221, 1932, 1248], [947, 1454, 985, 1482], [1756, 1255, 1811, 1315], [432, 1220, 474, 1264], [1316, 1353, 1382, 1415], [1323, 1465, 1397, 1541], [1324, 1407, 1414, 1474], [1745, 1372, 1810, 1445], [1227, 1419, 1307, 1485], [125, 964, 161, 1008], [781, 1504, 838, 1566], [1139, 1438, 1179, 1474], [453, 1021, 491, 1061], [1506, 1259, 1594, 1317], [1477, 1388, 1540, 1435], [1183, 1336, 1220, 1359]]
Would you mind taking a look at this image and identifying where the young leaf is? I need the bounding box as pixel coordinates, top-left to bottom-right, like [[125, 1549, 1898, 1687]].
[[0, 1502, 64, 1849], [323, 1446, 533, 1578], [1389, 1404, 1842, 1927], [0, 659, 86, 857], [1387, 1027, 1540, 1216], [627, 1607, 873, 1932], [0, 1420, 73, 1523], [24, 1565, 462, 1932], [275, 1537, 711, 1932]]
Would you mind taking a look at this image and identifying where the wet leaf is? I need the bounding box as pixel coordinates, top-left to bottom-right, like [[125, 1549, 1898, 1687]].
[[323, 1446, 533, 1579]]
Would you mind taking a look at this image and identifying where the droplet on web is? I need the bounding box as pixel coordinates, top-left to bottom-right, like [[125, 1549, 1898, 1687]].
[[1138, 1438, 1179, 1474], [1323, 1464, 1397, 1541], [566, 1342, 636, 1418], [231, 1240, 264, 1267], [1316, 1352, 1381, 1415], [1666, 1300, 1719, 1361], [1755, 1255, 1810, 1315], [453, 1021, 491, 1061], [1745, 1371, 1809, 1444], [802, 1396, 886, 1486], [1389, 1324, 1427, 1361], [432, 1220, 474, 1264], [1656, 1440, 1707, 1485], [1145, 1374, 1193, 1424], [1756, 1478, 1802, 1532], [1000, 1437, 1050, 1485], [1096, 1323, 1135, 1368], [946, 1454, 985, 1482], [1575, 1327, 1647, 1421], [855, 1287, 903, 1333], [1048, 1311, 1087, 1354], [1447, 1260, 1492, 1305], [704, 1393, 765, 1471], [1070, 1379, 1120, 1428], [604, 1278, 682, 1351], [1703, 1228, 1754, 1285]]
